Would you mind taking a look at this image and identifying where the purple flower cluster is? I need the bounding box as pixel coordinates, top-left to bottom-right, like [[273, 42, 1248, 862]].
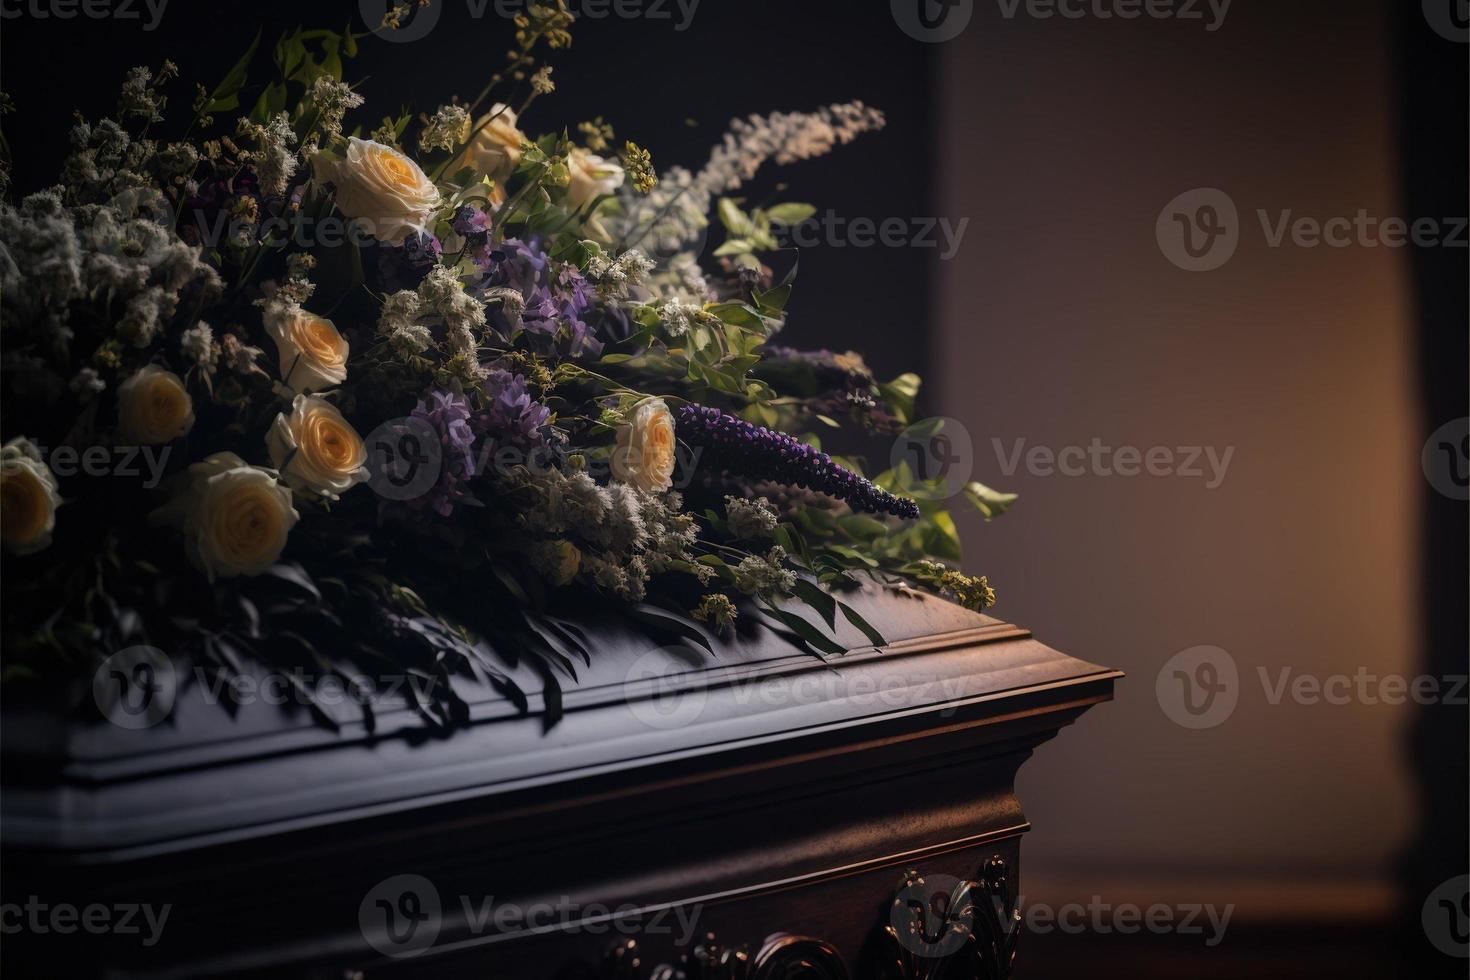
[[410, 387, 477, 517], [477, 368, 551, 449], [449, 206, 492, 266], [479, 237, 603, 358], [676, 405, 920, 519]]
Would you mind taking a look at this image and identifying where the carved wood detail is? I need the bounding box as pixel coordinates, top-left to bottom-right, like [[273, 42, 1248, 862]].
[[587, 857, 1017, 980]]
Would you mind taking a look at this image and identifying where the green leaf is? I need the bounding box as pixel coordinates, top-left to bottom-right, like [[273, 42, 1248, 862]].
[[838, 601, 887, 648], [792, 579, 838, 630], [207, 29, 261, 115], [760, 606, 846, 656], [766, 202, 817, 226], [922, 511, 964, 562], [876, 373, 922, 425], [627, 603, 714, 654], [963, 481, 1018, 520], [717, 197, 755, 237]]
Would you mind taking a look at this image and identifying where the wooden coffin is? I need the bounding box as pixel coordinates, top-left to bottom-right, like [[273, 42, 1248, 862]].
[[0, 587, 1119, 978]]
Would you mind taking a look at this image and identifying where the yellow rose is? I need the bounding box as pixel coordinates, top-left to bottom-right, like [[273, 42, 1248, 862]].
[[611, 397, 676, 492], [264, 304, 349, 393], [117, 365, 195, 445], [320, 137, 441, 244], [451, 104, 525, 185], [151, 452, 298, 580], [1, 438, 61, 555], [267, 394, 369, 499], [566, 147, 625, 211]]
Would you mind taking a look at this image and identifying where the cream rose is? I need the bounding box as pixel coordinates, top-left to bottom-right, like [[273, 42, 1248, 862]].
[[451, 104, 525, 185], [267, 394, 369, 499], [152, 452, 298, 580], [566, 148, 625, 211], [321, 137, 442, 244], [611, 397, 676, 492], [1, 438, 61, 555], [117, 365, 195, 445], [264, 305, 349, 393]]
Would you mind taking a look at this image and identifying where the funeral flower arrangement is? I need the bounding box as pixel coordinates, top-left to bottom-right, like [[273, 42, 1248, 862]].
[[0, 10, 1013, 728]]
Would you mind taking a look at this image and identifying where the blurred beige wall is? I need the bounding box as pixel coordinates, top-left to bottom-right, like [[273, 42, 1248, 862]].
[[934, 0, 1418, 921]]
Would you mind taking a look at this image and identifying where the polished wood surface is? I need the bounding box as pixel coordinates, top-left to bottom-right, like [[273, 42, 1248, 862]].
[[0, 587, 1119, 977]]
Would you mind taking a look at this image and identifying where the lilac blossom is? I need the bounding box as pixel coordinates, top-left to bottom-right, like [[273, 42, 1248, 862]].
[[410, 387, 477, 517]]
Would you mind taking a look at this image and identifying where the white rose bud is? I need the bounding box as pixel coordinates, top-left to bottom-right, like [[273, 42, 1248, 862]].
[[267, 394, 369, 499], [319, 137, 442, 244], [566, 147, 625, 211], [117, 365, 195, 445], [264, 304, 349, 394], [151, 453, 298, 580], [1, 437, 62, 556], [451, 104, 525, 185], [611, 397, 676, 493]]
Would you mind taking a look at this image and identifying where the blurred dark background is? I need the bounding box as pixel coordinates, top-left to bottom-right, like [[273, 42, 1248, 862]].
[[1, 0, 1464, 976]]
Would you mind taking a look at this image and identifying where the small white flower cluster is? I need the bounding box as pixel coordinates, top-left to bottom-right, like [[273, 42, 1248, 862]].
[[180, 321, 218, 373], [511, 467, 711, 601], [0, 190, 219, 350], [724, 494, 780, 541], [733, 546, 796, 597], [654, 296, 706, 338], [585, 247, 654, 296], [614, 102, 885, 252], [236, 112, 298, 197], [118, 66, 164, 122], [419, 103, 471, 153], [378, 266, 488, 362], [307, 76, 365, 148]]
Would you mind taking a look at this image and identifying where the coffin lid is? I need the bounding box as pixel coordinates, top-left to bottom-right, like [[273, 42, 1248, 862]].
[[0, 586, 1120, 864]]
